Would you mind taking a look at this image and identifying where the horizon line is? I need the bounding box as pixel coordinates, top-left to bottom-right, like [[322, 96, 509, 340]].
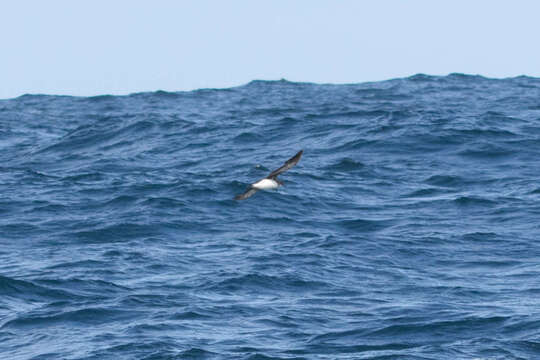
[[2, 72, 538, 101]]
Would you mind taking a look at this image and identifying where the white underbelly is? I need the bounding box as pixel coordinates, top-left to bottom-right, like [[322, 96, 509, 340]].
[[252, 178, 278, 190]]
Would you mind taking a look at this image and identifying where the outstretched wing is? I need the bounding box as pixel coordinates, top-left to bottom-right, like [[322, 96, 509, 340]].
[[266, 150, 303, 179], [234, 187, 258, 200]]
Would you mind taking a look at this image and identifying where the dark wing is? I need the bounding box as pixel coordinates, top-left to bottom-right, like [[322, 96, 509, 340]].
[[266, 150, 303, 179], [234, 187, 258, 200]]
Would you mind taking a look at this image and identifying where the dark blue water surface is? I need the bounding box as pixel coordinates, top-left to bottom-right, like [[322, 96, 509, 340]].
[[1, 74, 540, 360]]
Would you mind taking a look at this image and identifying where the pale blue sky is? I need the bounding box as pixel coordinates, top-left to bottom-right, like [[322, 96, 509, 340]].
[[2, 1, 539, 98]]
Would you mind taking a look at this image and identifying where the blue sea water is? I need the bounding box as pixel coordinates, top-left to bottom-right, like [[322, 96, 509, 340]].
[[1, 74, 540, 360]]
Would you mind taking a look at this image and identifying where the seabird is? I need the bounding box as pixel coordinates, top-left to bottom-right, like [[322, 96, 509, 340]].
[[234, 150, 303, 200]]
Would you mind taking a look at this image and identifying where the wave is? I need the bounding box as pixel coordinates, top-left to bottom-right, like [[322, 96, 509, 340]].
[[0, 275, 80, 302], [204, 273, 327, 294], [2, 307, 134, 329]]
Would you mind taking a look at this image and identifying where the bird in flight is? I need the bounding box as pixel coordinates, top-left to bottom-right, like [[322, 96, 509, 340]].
[[234, 150, 303, 200]]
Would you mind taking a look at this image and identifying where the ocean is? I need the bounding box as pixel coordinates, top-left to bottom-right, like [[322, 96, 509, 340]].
[[1, 74, 540, 359]]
